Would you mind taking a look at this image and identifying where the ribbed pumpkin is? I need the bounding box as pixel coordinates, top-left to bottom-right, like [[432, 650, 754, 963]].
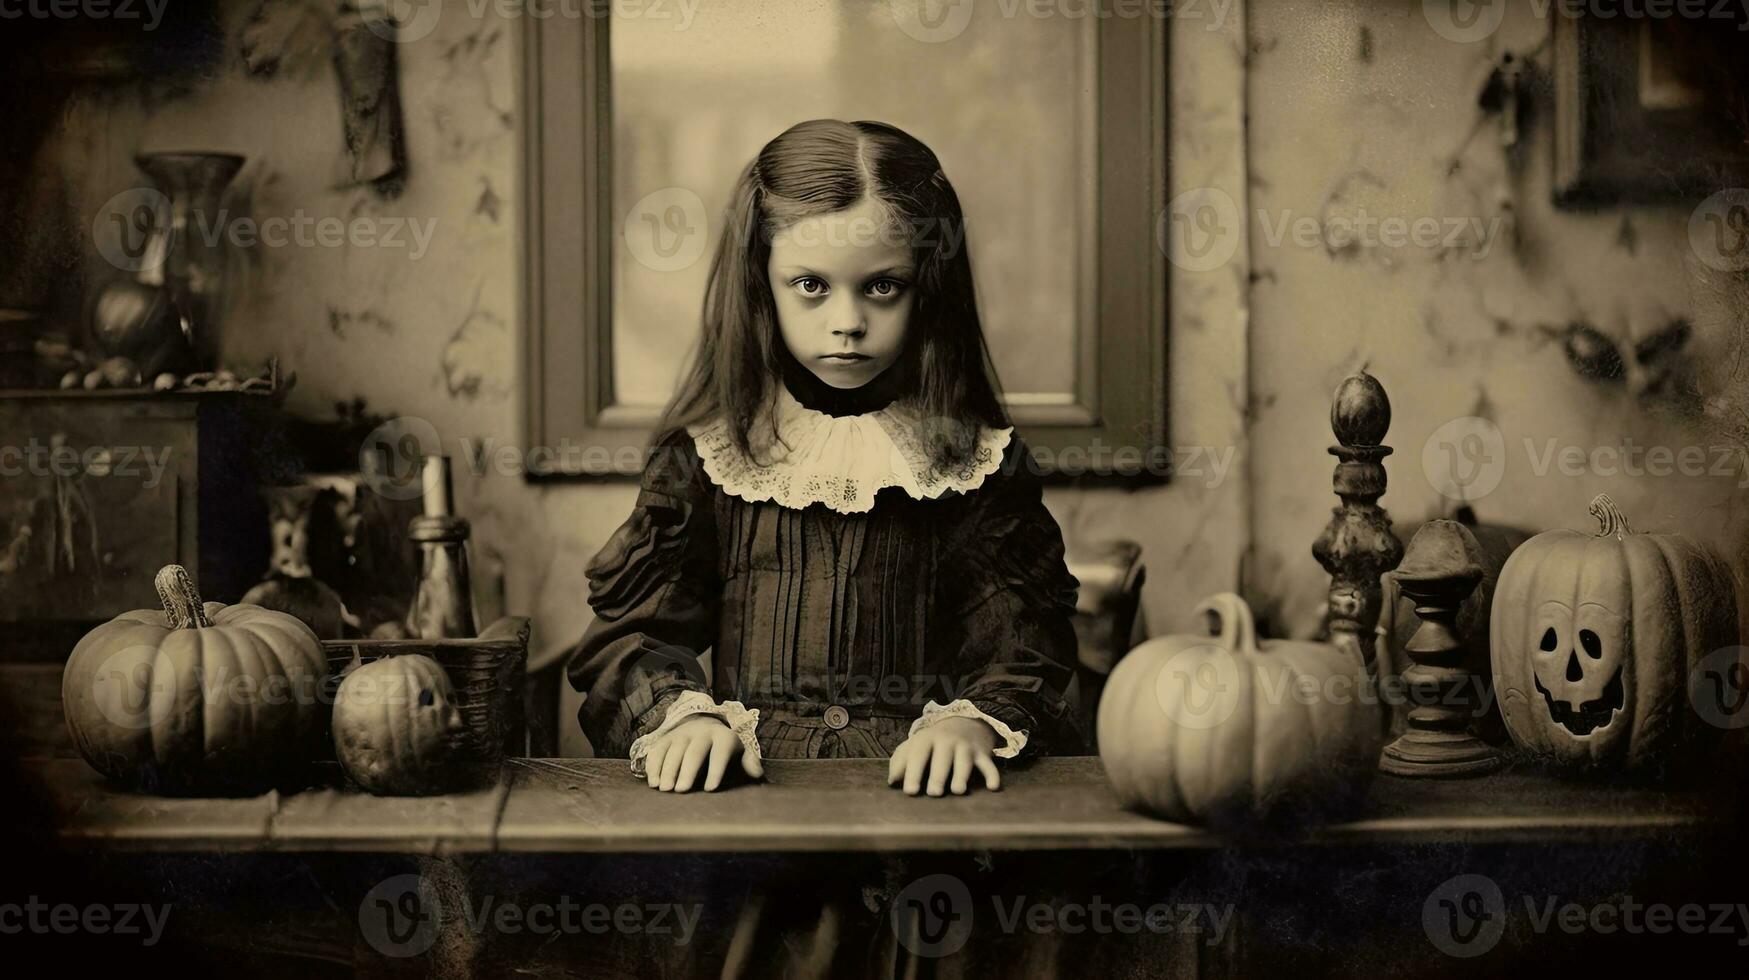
[[331, 654, 464, 795], [60, 564, 329, 792], [1491, 493, 1739, 773], [1097, 593, 1382, 827]]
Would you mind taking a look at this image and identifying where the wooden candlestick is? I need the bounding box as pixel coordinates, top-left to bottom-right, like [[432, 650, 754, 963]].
[[1312, 371, 1404, 669], [1379, 520, 1501, 777]]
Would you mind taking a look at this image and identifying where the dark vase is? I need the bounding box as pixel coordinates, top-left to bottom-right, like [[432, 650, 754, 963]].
[[134, 151, 245, 370]]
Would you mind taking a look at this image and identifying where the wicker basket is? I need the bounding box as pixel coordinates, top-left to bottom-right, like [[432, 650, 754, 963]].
[[320, 616, 529, 789]]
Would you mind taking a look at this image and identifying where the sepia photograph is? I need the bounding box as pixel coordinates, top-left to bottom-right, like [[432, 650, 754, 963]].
[[3, 0, 1749, 976]]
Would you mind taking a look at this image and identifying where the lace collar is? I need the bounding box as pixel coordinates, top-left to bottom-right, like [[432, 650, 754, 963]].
[[685, 388, 1013, 514]]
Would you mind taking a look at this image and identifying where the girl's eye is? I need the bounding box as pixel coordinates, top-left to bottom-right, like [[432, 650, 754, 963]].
[[792, 277, 828, 297], [866, 278, 908, 300]]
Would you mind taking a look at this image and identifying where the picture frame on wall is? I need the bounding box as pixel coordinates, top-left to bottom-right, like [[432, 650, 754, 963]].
[[1552, 12, 1749, 205]]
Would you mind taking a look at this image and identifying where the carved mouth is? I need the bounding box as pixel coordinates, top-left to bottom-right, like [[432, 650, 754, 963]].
[[1534, 667, 1624, 737]]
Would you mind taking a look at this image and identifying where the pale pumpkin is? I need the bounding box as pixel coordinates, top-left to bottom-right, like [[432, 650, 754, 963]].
[[1097, 593, 1382, 827], [1491, 493, 1739, 773], [331, 653, 465, 795], [61, 564, 329, 792]]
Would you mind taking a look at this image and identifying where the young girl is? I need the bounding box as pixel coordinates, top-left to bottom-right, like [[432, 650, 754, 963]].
[[568, 118, 1083, 798]]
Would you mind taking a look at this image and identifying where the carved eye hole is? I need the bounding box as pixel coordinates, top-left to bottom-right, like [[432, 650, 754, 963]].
[[1580, 630, 1603, 659], [1539, 627, 1559, 652], [418, 689, 435, 708]]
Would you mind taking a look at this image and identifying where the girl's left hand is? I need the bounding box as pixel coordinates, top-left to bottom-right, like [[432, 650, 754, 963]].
[[887, 716, 1002, 796]]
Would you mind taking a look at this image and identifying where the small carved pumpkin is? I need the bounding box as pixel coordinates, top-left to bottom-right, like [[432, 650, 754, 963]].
[[1491, 494, 1739, 773], [60, 564, 329, 793], [331, 653, 465, 795], [1097, 593, 1382, 827]]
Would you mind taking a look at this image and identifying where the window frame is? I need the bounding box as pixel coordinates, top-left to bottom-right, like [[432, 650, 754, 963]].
[[522, 11, 1168, 478]]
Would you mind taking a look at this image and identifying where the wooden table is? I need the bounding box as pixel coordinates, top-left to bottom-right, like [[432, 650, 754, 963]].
[[23, 756, 1729, 854], [13, 757, 1741, 977]]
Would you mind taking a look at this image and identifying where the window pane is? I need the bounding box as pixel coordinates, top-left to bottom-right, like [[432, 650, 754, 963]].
[[611, 0, 1092, 408]]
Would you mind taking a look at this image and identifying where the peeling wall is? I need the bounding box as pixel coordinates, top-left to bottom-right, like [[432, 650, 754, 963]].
[[15, 1, 1747, 755], [1245, 1, 1749, 639]]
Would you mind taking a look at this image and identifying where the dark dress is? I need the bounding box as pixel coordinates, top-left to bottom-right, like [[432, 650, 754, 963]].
[[567, 385, 1084, 764], [563, 364, 1085, 979]]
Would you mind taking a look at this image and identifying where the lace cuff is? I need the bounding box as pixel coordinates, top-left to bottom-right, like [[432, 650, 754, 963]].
[[627, 690, 764, 776], [908, 699, 1028, 759]]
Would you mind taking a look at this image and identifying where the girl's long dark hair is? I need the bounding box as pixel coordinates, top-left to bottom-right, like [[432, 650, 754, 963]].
[[653, 119, 1009, 472]]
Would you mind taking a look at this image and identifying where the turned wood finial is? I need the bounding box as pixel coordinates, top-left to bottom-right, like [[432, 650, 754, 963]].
[[1313, 370, 1403, 667], [1330, 371, 1391, 447], [1380, 520, 1501, 777]]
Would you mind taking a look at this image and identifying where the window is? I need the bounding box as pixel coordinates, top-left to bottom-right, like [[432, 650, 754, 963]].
[[524, 2, 1166, 476]]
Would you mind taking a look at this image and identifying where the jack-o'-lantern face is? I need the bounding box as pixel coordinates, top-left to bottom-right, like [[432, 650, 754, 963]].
[[1529, 600, 1628, 737], [1492, 494, 1738, 774]]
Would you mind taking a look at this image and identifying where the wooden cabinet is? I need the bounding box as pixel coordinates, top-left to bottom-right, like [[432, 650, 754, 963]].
[[0, 392, 272, 643]]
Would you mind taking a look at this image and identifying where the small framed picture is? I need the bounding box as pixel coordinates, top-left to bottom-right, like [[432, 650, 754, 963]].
[[1553, 12, 1749, 204]]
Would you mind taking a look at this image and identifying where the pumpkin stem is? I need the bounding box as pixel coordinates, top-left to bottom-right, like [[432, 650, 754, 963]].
[[1196, 592, 1259, 654], [1588, 493, 1632, 540], [155, 564, 211, 629]]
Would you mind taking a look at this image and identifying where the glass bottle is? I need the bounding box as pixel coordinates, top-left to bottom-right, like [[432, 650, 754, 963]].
[[406, 455, 478, 639]]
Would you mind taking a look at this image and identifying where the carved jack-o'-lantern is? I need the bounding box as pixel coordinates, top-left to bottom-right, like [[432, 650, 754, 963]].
[[1491, 494, 1739, 773]]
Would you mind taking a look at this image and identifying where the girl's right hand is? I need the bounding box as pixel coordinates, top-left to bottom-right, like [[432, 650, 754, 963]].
[[643, 715, 764, 792]]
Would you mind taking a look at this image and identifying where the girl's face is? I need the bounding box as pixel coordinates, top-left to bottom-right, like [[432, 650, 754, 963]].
[[767, 197, 915, 390]]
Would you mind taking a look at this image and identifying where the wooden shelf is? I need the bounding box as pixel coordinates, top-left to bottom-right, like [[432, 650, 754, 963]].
[[0, 387, 275, 400]]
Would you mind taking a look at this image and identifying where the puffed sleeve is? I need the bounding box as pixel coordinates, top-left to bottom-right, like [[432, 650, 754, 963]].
[[566, 429, 720, 758], [940, 435, 1085, 757]]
